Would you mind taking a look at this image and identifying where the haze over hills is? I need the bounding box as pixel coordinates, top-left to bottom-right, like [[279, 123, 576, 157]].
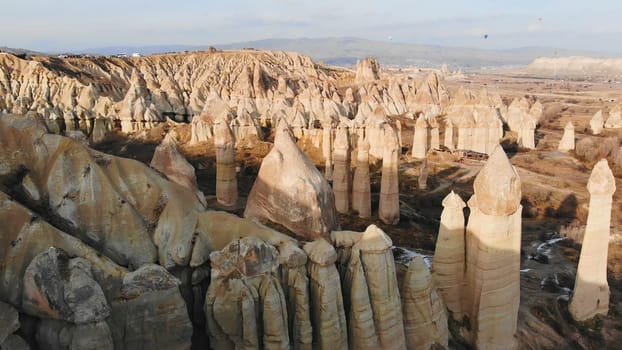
[[78, 37, 614, 69]]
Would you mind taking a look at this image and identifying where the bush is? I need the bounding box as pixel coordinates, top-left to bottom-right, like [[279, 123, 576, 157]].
[[575, 136, 620, 164]]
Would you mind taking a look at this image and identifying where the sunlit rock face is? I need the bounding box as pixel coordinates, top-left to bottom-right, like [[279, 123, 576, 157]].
[[464, 146, 522, 349], [558, 121, 575, 151], [569, 159, 616, 321], [244, 122, 338, 241], [378, 124, 400, 225]]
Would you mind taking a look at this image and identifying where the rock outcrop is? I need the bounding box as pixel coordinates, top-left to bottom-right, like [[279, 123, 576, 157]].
[[433, 191, 466, 319], [355, 57, 380, 83], [569, 159, 616, 321], [378, 124, 400, 225], [214, 118, 238, 206], [303, 239, 348, 349], [245, 122, 338, 240], [558, 121, 575, 151], [464, 146, 522, 349], [150, 131, 207, 206], [412, 115, 428, 159], [590, 110, 604, 135], [332, 225, 406, 349], [402, 256, 449, 350], [352, 137, 372, 218], [605, 106, 622, 128], [333, 124, 351, 213], [204, 237, 290, 349]]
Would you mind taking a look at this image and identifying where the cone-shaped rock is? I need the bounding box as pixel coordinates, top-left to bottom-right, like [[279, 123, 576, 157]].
[[245, 121, 338, 241], [412, 115, 428, 159], [150, 132, 206, 207], [569, 159, 616, 321], [464, 145, 522, 349]]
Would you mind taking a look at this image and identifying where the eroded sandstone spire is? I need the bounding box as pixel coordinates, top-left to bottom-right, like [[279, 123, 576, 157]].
[[214, 118, 238, 206], [412, 115, 428, 159], [402, 256, 449, 350], [464, 145, 522, 349], [590, 110, 604, 135], [433, 191, 466, 319], [352, 137, 372, 218], [379, 124, 400, 225], [558, 121, 575, 151], [333, 124, 351, 213], [569, 159, 616, 321]]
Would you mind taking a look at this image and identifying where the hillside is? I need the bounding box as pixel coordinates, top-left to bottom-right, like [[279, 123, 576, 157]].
[[82, 37, 610, 69]]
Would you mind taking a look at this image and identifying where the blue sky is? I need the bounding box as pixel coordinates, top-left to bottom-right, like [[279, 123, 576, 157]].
[[1, 0, 621, 53]]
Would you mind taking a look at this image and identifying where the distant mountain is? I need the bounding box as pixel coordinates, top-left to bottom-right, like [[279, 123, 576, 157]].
[[0, 47, 45, 56], [79, 37, 617, 69]]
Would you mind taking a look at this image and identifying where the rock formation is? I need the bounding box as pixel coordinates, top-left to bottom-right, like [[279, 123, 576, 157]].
[[245, 121, 338, 240], [412, 115, 428, 159], [558, 121, 575, 151], [352, 137, 372, 218], [323, 125, 333, 181], [204, 237, 290, 349], [402, 256, 449, 350], [444, 119, 455, 150], [150, 131, 207, 206], [433, 191, 466, 319], [333, 124, 351, 213], [569, 159, 616, 321], [378, 124, 400, 225], [428, 116, 440, 150], [332, 225, 407, 350], [303, 239, 348, 349], [464, 146, 522, 349], [605, 106, 622, 128], [519, 115, 537, 149], [590, 110, 604, 135], [214, 118, 238, 206], [355, 57, 380, 83]]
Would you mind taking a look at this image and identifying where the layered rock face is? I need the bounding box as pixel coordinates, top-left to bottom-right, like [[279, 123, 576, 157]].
[[402, 256, 449, 350], [464, 146, 522, 349], [433, 191, 467, 319], [355, 57, 380, 83], [151, 131, 207, 206], [569, 159, 616, 321], [352, 138, 371, 218], [244, 123, 338, 240], [333, 124, 351, 214], [332, 225, 406, 349], [412, 115, 428, 159], [214, 119, 238, 206], [204, 237, 290, 349], [378, 124, 400, 225]]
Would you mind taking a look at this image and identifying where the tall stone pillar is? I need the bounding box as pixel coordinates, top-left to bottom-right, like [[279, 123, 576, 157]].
[[379, 125, 400, 225], [464, 146, 522, 349], [333, 124, 351, 214], [569, 159, 616, 321], [214, 119, 238, 206]]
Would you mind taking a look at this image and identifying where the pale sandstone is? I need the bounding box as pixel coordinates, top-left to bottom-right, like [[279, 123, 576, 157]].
[[569, 159, 616, 321]]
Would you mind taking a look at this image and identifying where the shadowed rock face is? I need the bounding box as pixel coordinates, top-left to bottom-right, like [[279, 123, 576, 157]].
[[245, 123, 338, 241], [569, 159, 616, 321]]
